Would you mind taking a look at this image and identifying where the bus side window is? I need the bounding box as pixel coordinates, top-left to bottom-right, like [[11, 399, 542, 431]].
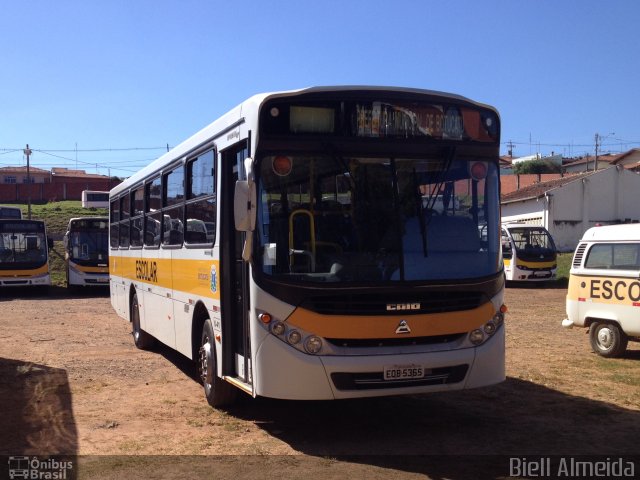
[[185, 149, 216, 245]]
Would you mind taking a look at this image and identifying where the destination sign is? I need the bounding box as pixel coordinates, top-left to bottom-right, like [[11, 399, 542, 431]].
[[262, 98, 498, 142]]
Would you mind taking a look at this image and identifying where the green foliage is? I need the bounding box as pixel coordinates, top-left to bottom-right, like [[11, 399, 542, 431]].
[[513, 159, 561, 175], [555, 253, 572, 282], [6, 201, 107, 237]]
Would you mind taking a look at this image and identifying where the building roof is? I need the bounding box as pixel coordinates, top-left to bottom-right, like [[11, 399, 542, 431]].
[[50, 167, 108, 179], [611, 148, 640, 163], [501, 171, 594, 204], [562, 153, 621, 168], [610, 148, 640, 171], [499, 155, 512, 166], [0, 165, 50, 175]]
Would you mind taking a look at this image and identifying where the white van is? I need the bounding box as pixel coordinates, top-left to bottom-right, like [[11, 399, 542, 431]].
[[562, 224, 640, 357]]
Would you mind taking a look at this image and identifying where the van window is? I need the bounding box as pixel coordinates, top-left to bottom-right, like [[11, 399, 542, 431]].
[[584, 243, 640, 270]]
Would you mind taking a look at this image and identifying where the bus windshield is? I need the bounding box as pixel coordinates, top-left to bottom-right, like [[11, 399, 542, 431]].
[[257, 153, 500, 283], [68, 222, 109, 263], [508, 227, 556, 254], [0, 228, 48, 268]]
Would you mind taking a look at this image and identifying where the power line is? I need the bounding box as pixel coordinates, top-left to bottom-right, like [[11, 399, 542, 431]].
[[0, 146, 169, 153]]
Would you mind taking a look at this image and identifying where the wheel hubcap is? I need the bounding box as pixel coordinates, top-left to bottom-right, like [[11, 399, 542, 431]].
[[597, 327, 613, 349], [199, 338, 213, 385]]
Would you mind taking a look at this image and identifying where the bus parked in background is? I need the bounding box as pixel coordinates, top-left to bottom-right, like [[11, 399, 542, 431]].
[[0, 219, 51, 287], [563, 224, 640, 357], [501, 224, 557, 282], [81, 190, 109, 209], [109, 86, 506, 407], [0, 206, 23, 219], [64, 217, 109, 287]]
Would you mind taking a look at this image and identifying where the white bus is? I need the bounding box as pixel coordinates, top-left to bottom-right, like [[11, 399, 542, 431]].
[[0, 219, 52, 287], [109, 86, 506, 407], [81, 190, 109, 209], [64, 217, 109, 287], [501, 224, 557, 282]]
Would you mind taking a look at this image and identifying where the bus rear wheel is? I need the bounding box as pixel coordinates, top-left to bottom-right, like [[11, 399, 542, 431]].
[[131, 293, 156, 350], [199, 319, 237, 408], [589, 321, 628, 358]]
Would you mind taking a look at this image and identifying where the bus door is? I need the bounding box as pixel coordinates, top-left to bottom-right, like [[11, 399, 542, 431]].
[[221, 142, 251, 384]]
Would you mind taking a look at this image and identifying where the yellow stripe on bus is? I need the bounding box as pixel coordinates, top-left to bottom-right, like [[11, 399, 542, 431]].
[[0, 264, 50, 277], [515, 259, 556, 269], [110, 256, 220, 299], [567, 274, 640, 306], [287, 302, 495, 339]]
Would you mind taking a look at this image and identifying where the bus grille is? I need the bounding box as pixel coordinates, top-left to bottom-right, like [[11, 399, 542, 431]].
[[299, 292, 484, 316], [331, 365, 468, 390], [326, 333, 465, 348]]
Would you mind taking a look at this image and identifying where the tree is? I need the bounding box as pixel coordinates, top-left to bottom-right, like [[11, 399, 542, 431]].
[[513, 159, 561, 175]]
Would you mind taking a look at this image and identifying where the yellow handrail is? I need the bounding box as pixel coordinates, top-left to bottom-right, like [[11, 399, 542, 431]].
[[288, 209, 316, 268]]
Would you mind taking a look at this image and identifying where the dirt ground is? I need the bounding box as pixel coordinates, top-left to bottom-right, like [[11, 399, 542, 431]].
[[1, 284, 639, 479]]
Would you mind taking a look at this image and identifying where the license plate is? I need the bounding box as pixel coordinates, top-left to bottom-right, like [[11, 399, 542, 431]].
[[96, 277, 109, 283], [383, 365, 425, 381], [533, 271, 549, 278]]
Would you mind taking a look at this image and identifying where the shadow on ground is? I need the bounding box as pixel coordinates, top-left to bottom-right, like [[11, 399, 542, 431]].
[[0, 357, 77, 455]]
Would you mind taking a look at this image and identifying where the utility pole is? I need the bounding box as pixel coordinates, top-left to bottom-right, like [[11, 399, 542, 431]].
[[24, 144, 32, 219], [594, 133, 599, 172], [507, 140, 516, 160], [594, 132, 615, 172]]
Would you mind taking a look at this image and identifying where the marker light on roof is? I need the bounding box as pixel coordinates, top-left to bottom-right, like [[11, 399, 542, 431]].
[[470, 162, 488, 181], [273, 156, 293, 176]]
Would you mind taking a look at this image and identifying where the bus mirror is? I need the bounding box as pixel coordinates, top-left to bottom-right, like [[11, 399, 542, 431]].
[[47, 237, 54, 250], [63, 235, 68, 250], [234, 180, 256, 232]]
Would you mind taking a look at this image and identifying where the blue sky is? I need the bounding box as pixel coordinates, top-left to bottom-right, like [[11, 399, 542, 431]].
[[1, 0, 638, 177]]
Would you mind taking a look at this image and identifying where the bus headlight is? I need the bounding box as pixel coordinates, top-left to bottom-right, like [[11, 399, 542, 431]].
[[287, 330, 302, 345], [271, 321, 286, 336], [469, 329, 485, 345], [484, 321, 497, 335], [304, 336, 323, 354]]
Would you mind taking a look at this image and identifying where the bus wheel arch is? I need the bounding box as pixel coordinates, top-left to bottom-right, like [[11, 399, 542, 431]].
[[589, 320, 628, 358], [130, 287, 156, 350], [191, 302, 209, 362]]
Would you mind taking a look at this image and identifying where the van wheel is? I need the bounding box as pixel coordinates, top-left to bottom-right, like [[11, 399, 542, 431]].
[[131, 293, 156, 350], [198, 319, 237, 408], [589, 321, 628, 358]]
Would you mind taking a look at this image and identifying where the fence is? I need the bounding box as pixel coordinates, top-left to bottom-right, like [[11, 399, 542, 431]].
[[0, 180, 118, 203]]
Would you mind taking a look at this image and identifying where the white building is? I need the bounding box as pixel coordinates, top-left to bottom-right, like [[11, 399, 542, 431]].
[[501, 166, 640, 251]]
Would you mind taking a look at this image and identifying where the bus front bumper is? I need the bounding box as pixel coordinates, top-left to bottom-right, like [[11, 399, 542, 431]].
[[254, 327, 505, 400]]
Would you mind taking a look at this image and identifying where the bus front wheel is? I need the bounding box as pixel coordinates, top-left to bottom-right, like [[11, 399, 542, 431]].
[[131, 293, 156, 350], [589, 321, 628, 358], [199, 319, 237, 408]]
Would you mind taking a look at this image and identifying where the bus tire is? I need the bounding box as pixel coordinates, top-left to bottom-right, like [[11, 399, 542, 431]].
[[199, 319, 237, 408], [589, 321, 628, 358], [131, 293, 156, 350]]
